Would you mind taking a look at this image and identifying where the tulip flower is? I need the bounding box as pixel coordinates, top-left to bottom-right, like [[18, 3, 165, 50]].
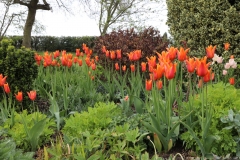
[[156, 80, 163, 90], [185, 58, 196, 73], [15, 91, 23, 102], [4, 83, 10, 94], [203, 70, 214, 83], [91, 62, 96, 70], [76, 49, 81, 56], [166, 47, 178, 61], [130, 64, 135, 72], [164, 63, 177, 80], [153, 64, 165, 80], [102, 46, 107, 53], [54, 50, 60, 58], [34, 53, 42, 63], [95, 56, 99, 62], [43, 53, 52, 67], [78, 59, 82, 66], [147, 56, 157, 69], [115, 63, 120, 70], [60, 55, 68, 66], [122, 65, 126, 72], [212, 54, 223, 64], [141, 62, 147, 72], [222, 70, 227, 75], [177, 47, 190, 61], [105, 50, 110, 57], [27, 90, 36, 101], [224, 42, 230, 51], [206, 45, 216, 59], [110, 51, 116, 60], [67, 59, 73, 68], [0, 74, 7, 87], [195, 57, 209, 77], [116, 49, 121, 59], [229, 77, 235, 85], [145, 79, 152, 91]]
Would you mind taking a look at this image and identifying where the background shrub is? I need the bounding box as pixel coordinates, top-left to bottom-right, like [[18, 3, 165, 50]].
[[166, 0, 240, 57], [0, 39, 38, 108], [94, 27, 170, 68]]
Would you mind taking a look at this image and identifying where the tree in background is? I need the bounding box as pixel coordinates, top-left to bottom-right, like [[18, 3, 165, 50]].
[[81, 0, 166, 35], [0, 0, 25, 41], [166, 0, 240, 56], [10, 0, 72, 48]]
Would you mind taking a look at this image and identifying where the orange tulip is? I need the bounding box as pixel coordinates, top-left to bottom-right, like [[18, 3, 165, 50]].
[[34, 53, 42, 62], [224, 43, 230, 51], [43, 53, 52, 67], [177, 47, 190, 61], [164, 63, 177, 80], [51, 60, 58, 66], [229, 77, 235, 85], [85, 57, 91, 67], [0, 74, 7, 87], [4, 83, 10, 94], [116, 49, 121, 59], [73, 57, 78, 63], [141, 62, 147, 72], [76, 49, 81, 56], [95, 56, 99, 62], [27, 90, 36, 101], [206, 45, 216, 59], [145, 79, 152, 91], [147, 56, 157, 69], [78, 59, 82, 66], [67, 59, 73, 68], [60, 54, 68, 66], [196, 57, 210, 77], [54, 50, 60, 58], [153, 64, 165, 80], [185, 58, 196, 73], [102, 45, 107, 53], [122, 65, 126, 72], [203, 70, 214, 83], [110, 51, 116, 60], [156, 80, 163, 90], [15, 91, 23, 102], [105, 50, 110, 57], [167, 47, 178, 61], [130, 64, 135, 72], [91, 62, 96, 70], [115, 63, 120, 70]]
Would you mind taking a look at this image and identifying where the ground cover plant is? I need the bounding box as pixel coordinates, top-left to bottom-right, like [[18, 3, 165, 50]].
[[0, 38, 239, 159]]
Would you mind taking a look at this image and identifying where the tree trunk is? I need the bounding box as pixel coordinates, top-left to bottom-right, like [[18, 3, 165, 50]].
[[22, 8, 36, 48]]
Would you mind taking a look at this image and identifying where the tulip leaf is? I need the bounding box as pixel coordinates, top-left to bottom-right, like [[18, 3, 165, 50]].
[[132, 96, 144, 114], [21, 115, 47, 151]]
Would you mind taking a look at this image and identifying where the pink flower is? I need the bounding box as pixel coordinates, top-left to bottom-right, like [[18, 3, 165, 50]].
[[229, 59, 237, 68], [212, 54, 223, 64], [224, 63, 231, 69], [223, 70, 228, 75]]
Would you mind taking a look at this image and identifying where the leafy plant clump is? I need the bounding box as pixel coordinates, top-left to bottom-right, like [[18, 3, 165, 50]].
[[62, 102, 122, 138], [0, 110, 55, 151], [180, 82, 240, 156]]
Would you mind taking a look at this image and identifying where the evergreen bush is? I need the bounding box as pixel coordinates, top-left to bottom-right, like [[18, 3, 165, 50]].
[[166, 0, 240, 57]]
